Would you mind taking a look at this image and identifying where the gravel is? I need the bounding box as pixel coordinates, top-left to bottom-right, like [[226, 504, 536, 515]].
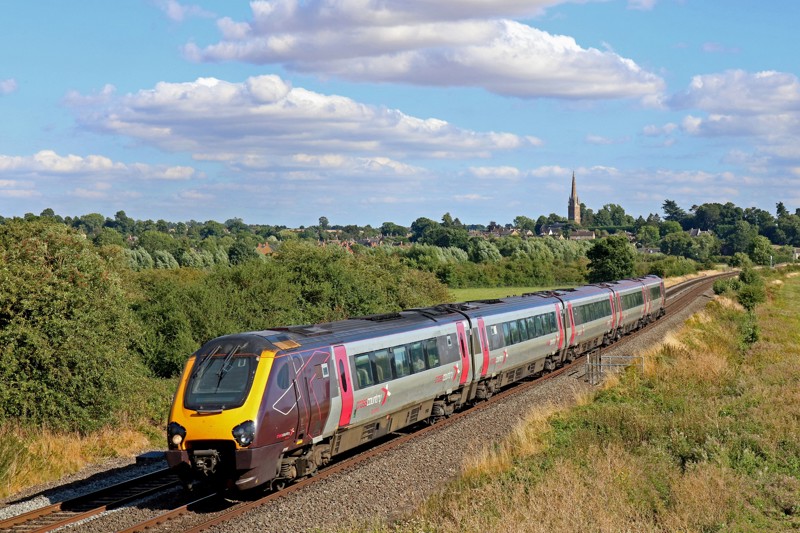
[[0, 287, 715, 533], [0, 454, 167, 522]]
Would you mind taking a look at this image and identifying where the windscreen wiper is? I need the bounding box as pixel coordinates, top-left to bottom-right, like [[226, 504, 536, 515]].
[[216, 344, 243, 384], [192, 345, 221, 378]]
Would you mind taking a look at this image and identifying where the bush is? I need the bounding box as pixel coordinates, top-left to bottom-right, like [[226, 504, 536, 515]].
[[0, 221, 141, 433], [132, 241, 452, 378]]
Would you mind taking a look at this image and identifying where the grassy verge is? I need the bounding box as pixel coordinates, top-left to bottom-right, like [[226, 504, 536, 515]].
[[374, 267, 800, 532], [0, 376, 175, 499]]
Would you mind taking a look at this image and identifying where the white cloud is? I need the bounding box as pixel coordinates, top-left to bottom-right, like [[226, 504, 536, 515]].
[[72, 75, 536, 165], [642, 122, 677, 136], [585, 134, 614, 145], [0, 78, 18, 95], [153, 0, 214, 22], [455, 193, 492, 201], [468, 166, 521, 179], [0, 150, 199, 181], [186, 2, 664, 100]]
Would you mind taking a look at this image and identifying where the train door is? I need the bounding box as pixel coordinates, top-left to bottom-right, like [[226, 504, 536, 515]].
[[290, 354, 310, 440], [456, 321, 471, 386], [292, 349, 332, 440], [476, 318, 491, 378], [333, 345, 354, 428]]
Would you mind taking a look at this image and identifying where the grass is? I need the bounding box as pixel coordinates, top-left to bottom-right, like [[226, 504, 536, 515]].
[[356, 265, 800, 532], [0, 376, 175, 499]]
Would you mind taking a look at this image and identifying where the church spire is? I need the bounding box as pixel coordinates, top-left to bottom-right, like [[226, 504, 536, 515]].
[[568, 171, 581, 225]]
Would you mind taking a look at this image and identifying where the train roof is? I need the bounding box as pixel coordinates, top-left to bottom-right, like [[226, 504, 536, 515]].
[[202, 276, 662, 355]]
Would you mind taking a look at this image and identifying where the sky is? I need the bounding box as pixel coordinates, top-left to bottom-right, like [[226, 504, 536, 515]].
[[1, 1, 798, 228]]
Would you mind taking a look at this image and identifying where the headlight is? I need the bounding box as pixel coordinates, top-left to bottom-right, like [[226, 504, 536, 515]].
[[167, 421, 187, 449], [232, 420, 256, 447]]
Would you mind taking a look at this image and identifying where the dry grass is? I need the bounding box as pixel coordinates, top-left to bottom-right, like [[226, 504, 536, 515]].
[[369, 270, 800, 533], [663, 268, 725, 288], [0, 425, 151, 498]]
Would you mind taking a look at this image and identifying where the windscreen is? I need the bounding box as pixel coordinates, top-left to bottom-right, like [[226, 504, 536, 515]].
[[183, 335, 268, 411]]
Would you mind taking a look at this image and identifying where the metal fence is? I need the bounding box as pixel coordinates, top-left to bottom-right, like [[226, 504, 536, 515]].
[[585, 351, 644, 386]]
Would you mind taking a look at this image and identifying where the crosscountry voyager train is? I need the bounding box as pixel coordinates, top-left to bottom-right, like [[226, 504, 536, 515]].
[[165, 275, 665, 491]]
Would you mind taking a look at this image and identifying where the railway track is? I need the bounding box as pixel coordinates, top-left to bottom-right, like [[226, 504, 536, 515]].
[[0, 271, 731, 533], [0, 469, 179, 533], [118, 272, 730, 533]]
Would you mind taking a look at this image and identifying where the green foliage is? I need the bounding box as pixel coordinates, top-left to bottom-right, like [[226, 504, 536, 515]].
[[638, 255, 699, 278], [0, 221, 141, 433], [132, 241, 451, 377], [587, 235, 636, 283], [737, 268, 767, 312]]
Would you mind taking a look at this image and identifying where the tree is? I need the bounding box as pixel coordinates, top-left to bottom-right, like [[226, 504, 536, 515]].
[[410, 217, 438, 242], [748, 235, 773, 265], [586, 235, 636, 283], [662, 199, 687, 222], [380, 221, 407, 237], [513, 215, 537, 233], [776, 202, 789, 219], [318, 216, 330, 231], [636, 225, 660, 247], [228, 240, 260, 265]]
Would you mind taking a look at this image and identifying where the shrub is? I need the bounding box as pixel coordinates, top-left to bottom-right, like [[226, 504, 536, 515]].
[[0, 221, 141, 433]]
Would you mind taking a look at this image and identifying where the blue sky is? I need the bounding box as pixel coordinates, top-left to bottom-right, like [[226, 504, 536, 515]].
[[1, 0, 798, 227]]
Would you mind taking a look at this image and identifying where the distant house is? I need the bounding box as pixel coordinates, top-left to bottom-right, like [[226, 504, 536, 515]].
[[569, 230, 595, 241], [255, 242, 274, 255], [638, 247, 662, 254], [794, 248, 800, 261], [688, 228, 712, 237], [539, 223, 567, 238]]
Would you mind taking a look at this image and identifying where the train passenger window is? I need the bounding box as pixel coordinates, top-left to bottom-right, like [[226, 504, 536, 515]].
[[409, 342, 426, 373], [525, 317, 536, 338], [392, 346, 411, 378], [509, 321, 520, 344], [354, 353, 375, 389], [547, 313, 558, 334], [518, 319, 529, 341], [502, 323, 512, 346], [372, 349, 392, 383], [425, 338, 440, 368], [532, 315, 543, 337], [573, 306, 584, 326]]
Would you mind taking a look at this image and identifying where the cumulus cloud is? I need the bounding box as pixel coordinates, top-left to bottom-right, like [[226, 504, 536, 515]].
[[669, 69, 800, 175], [0, 78, 18, 95], [72, 75, 536, 165], [468, 166, 522, 180], [186, 1, 663, 100], [0, 150, 198, 181]]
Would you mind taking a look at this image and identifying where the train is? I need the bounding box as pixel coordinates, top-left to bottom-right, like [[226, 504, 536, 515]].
[[165, 275, 666, 491]]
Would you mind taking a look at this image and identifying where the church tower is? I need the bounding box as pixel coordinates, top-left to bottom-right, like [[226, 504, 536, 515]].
[[568, 172, 581, 226]]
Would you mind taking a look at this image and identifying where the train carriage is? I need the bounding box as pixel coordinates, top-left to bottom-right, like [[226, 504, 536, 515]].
[[166, 276, 666, 492]]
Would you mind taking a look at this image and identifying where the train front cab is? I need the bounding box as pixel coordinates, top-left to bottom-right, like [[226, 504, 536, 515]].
[[166, 334, 326, 491]]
